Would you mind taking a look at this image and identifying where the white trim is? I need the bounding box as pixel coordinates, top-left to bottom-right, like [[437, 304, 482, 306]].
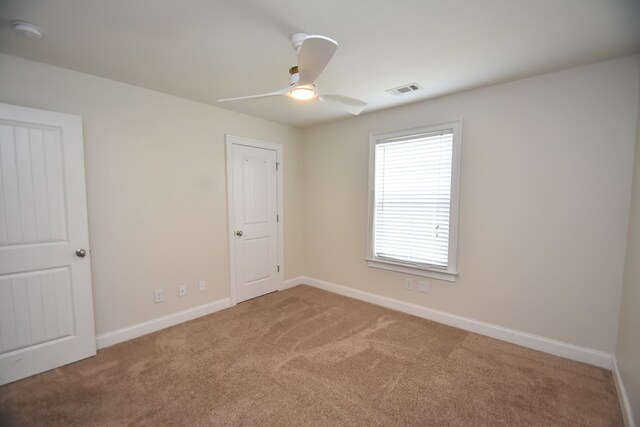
[[298, 276, 613, 369], [612, 357, 637, 427], [225, 135, 284, 306], [96, 298, 231, 349], [367, 120, 463, 280], [283, 276, 305, 290], [366, 259, 457, 282]]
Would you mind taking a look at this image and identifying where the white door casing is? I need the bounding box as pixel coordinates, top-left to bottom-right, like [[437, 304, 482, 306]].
[[226, 135, 283, 304], [0, 103, 96, 385]]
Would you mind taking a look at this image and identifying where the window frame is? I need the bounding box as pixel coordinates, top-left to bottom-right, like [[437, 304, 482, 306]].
[[366, 120, 463, 282]]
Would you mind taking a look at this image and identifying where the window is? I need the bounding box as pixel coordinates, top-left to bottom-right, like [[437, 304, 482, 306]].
[[367, 120, 462, 281]]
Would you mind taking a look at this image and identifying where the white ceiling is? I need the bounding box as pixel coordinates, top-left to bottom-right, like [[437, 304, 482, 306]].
[[1, 0, 639, 128]]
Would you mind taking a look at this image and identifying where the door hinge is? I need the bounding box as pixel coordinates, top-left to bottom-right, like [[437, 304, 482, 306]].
[[277, 265, 280, 273], [276, 162, 280, 171], [277, 214, 279, 223]]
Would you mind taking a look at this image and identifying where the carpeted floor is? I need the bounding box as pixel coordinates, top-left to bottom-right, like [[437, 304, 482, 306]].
[[0, 285, 622, 426]]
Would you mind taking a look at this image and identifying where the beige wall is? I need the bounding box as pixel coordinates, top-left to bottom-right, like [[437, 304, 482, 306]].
[[0, 54, 303, 335], [617, 87, 640, 423], [301, 56, 640, 353], [1, 51, 638, 362]]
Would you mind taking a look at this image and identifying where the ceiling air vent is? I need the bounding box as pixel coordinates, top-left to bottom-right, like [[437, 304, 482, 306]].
[[386, 83, 422, 96]]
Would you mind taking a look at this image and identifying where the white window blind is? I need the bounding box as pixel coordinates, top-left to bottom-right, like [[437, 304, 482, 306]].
[[373, 130, 453, 268]]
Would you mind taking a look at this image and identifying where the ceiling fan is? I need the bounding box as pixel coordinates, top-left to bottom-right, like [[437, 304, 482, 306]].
[[217, 33, 367, 115]]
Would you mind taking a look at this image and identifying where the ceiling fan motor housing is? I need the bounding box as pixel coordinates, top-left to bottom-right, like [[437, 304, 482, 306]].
[[290, 32, 309, 53]]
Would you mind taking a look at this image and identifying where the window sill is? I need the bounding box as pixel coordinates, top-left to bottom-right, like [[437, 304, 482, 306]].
[[366, 258, 458, 282]]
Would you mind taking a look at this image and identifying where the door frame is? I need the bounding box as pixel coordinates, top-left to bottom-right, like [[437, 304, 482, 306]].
[[225, 135, 284, 306]]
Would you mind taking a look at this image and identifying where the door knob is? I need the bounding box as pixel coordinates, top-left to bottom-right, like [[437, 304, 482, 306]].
[[235, 231, 243, 236], [75, 248, 87, 257]]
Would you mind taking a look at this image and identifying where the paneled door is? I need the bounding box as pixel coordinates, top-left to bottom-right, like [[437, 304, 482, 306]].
[[227, 136, 283, 304], [0, 103, 95, 385]]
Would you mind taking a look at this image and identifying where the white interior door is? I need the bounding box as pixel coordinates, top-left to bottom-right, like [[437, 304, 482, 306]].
[[0, 103, 95, 385], [227, 137, 282, 303]]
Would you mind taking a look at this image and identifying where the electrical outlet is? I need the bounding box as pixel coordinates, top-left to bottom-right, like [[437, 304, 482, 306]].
[[154, 289, 164, 304], [405, 278, 413, 290], [418, 280, 431, 293], [178, 285, 187, 297], [198, 280, 206, 291]]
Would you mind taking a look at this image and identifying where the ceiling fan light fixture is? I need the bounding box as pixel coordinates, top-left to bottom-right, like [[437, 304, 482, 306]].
[[289, 86, 316, 100]]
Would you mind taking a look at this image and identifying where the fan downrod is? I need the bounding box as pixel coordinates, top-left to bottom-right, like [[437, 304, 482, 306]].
[[290, 33, 308, 53]]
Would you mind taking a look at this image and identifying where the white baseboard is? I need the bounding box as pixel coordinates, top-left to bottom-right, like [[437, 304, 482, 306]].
[[95, 277, 614, 368], [298, 276, 613, 369], [282, 276, 305, 290], [96, 298, 231, 349], [612, 357, 637, 427]]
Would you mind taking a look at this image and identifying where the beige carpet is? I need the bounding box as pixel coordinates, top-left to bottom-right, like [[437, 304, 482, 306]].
[[0, 285, 622, 426]]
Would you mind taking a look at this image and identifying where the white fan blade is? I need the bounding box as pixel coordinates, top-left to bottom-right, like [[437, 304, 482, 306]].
[[319, 94, 367, 115], [217, 87, 289, 102], [297, 35, 338, 86]]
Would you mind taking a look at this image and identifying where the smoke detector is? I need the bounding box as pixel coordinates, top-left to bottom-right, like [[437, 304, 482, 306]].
[[12, 21, 42, 39], [386, 83, 422, 96]]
